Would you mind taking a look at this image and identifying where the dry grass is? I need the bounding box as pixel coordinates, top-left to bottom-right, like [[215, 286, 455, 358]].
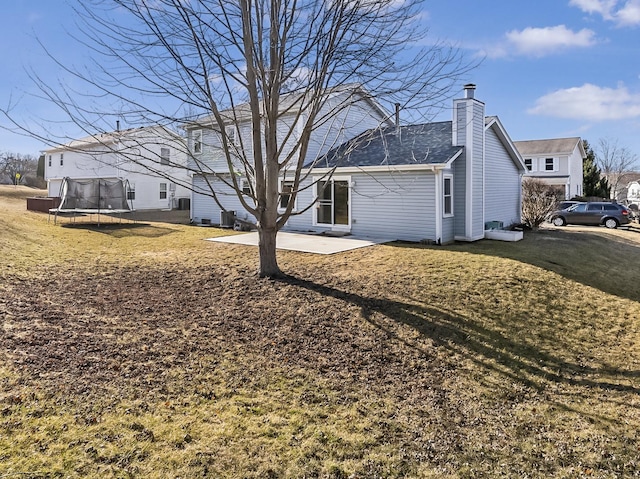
[[1, 185, 640, 478]]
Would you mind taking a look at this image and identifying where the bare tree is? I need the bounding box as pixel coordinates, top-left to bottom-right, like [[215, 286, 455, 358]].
[[0, 152, 38, 186], [596, 138, 639, 201], [521, 178, 558, 229], [4, 0, 474, 277]]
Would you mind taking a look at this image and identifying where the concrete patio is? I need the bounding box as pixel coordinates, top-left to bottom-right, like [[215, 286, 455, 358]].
[[206, 231, 390, 254]]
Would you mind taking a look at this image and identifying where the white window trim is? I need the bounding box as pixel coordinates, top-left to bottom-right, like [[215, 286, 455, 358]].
[[225, 125, 238, 146], [278, 179, 297, 212], [544, 157, 558, 172], [192, 130, 202, 155], [312, 175, 352, 231], [443, 174, 454, 217], [160, 147, 170, 165]]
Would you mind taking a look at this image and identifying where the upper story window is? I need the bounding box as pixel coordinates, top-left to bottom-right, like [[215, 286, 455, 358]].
[[160, 147, 170, 165], [60, 153, 64, 166], [225, 126, 238, 146], [545, 158, 555, 171], [524, 158, 533, 171], [192, 130, 202, 154]]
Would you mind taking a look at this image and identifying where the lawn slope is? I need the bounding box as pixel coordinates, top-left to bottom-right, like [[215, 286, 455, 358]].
[[1, 186, 640, 478]]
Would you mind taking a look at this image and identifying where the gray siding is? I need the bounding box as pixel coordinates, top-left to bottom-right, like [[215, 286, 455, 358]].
[[471, 101, 485, 238], [453, 155, 466, 236], [191, 174, 253, 225], [484, 128, 522, 227], [283, 170, 438, 242]]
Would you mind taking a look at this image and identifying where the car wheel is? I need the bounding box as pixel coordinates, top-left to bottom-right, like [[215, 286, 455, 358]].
[[552, 216, 566, 227], [604, 218, 618, 229]]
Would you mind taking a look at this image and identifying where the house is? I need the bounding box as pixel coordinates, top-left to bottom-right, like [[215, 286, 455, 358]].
[[618, 174, 640, 205], [513, 137, 585, 200], [186, 84, 394, 225], [188, 84, 526, 243], [44, 126, 191, 210]]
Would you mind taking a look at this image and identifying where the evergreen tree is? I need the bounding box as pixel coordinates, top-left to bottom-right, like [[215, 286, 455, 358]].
[[583, 140, 610, 198]]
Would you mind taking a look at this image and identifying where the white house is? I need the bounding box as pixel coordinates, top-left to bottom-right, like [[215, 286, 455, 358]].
[[513, 137, 585, 200], [187, 84, 525, 243], [44, 126, 191, 210]]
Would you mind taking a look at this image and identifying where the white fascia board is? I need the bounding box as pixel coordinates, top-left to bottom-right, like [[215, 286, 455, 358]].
[[485, 117, 527, 172], [308, 163, 448, 175]]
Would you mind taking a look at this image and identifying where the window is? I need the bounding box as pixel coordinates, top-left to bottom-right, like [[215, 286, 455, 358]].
[[60, 153, 64, 166], [160, 183, 167, 199], [443, 176, 453, 216], [524, 158, 533, 171], [193, 130, 202, 154], [226, 126, 237, 146], [587, 203, 602, 212], [48, 155, 52, 167], [160, 147, 170, 165], [127, 184, 135, 201], [241, 179, 252, 196], [279, 180, 295, 210], [545, 158, 555, 171]]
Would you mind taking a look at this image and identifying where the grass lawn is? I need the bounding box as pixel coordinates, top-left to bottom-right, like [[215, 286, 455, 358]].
[[1, 185, 640, 478]]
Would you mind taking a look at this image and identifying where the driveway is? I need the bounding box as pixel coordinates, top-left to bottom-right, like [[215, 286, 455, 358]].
[[206, 231, 390, 254]]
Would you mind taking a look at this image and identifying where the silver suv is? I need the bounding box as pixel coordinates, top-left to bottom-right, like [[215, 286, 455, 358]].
[[549, 202, 630, 229]]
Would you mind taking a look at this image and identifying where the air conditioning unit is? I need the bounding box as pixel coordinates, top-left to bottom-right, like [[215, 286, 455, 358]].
[[220, 210, 236, 228]]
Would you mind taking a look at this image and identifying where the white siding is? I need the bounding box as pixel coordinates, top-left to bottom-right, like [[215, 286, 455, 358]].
[[44, 129, 190, 210], [484, 128, 522, 228]]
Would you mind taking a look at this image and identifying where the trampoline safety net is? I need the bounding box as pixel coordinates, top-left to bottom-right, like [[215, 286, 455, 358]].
[[57, 177, 132, 212]]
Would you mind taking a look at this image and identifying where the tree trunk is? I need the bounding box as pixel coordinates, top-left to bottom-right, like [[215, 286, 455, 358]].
[[257, 226, 281, 278]]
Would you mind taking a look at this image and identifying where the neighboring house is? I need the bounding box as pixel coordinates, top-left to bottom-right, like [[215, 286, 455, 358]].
[[621, 175, 640, 205], [44, 126, 190, 210], [513, 137, 585, 200], [627, 180, 640, 205], [188, 84, 525, 243]]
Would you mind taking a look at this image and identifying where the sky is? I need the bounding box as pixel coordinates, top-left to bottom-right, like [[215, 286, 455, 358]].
[[1, 0, 640, 164]]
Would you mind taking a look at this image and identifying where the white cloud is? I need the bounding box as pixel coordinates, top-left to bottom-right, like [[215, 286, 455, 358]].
[[617, 0, 640, 25], [570, 0, 640, 26], [528, 83, 640, 120], [481, 25, 597, 58], [505, 25, 597, 56], [569, 0, 617, 18]]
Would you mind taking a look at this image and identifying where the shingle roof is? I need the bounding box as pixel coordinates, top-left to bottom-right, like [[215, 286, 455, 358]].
[[513, 137, 581, 156], [315, 121, 462, 168]]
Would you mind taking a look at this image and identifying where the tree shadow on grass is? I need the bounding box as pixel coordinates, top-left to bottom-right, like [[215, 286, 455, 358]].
[[389, 227, 640, 303], [279, 275, 640, 400], [61, 222, 177, 238]]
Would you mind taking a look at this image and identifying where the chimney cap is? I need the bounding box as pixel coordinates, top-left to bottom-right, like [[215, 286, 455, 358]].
[[463, 83, 476, 99]]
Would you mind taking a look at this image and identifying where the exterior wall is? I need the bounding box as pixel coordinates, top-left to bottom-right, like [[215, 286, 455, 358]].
[[186, 91, 389, 174], [567, 146, 584, 198], [453, 156, 466, 237], [484, 127, 522, 227], [191, 174, 254, 225], [44, 130, 190, 210], [282, 170, 439, 242]]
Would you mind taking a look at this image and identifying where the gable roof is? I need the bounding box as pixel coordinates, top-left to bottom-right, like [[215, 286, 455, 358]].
[[315, 121, 463, 169], [185, 83, 391, 130], [44, 125, 182, 154], [513, 137, 585, 158], [485, 116, 527, 172]]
